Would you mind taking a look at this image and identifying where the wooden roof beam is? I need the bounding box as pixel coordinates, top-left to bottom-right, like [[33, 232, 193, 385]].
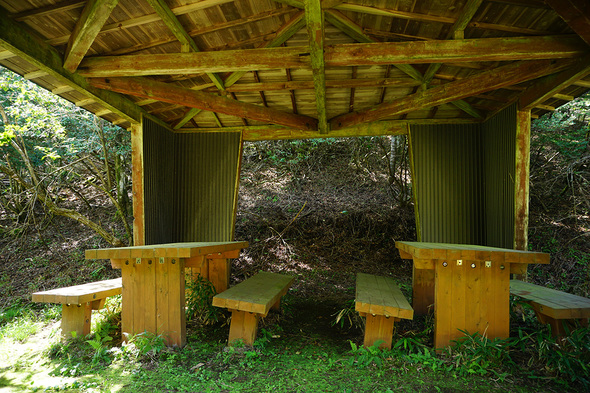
[[78, 36, 588, 77], [174, 108, 202, 130], [144, 0, 224, 90], [330, 59, 573, 130], [63, 0, 119, 72], [89, 76, 318, 131], [223, 11, 306, 88], [324, 10, 423, 81], [305, 0, 328, 134], [519, 54, 590, 110], [546, 0, 590, 47], [219, 78, 421, 92], [47, 0, 237, 46], [0, 6, 152, 127]]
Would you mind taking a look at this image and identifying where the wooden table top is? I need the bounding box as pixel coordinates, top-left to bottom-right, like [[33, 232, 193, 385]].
[[395, 241, 549, 264], [85, 241, 249, 259]]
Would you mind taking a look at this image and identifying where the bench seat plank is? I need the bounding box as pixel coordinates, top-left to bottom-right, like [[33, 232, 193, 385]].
[[510, 280, 590, 337], [213, 272, 294, 316], [355, 273, 413, 319], [355, 273, 414, 349], [213, 271, 294, 345], [32, 278, 122, 305], [32, 278, 122, 339], [510, 280, 590, 320]]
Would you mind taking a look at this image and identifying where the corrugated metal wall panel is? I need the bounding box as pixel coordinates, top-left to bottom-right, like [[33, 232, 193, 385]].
[[410, 104, 517, 247], [142, 117, 176, 245], [174, 132, 242, 242], [482, 104, 516, 248], [410, 123, 484, 244]]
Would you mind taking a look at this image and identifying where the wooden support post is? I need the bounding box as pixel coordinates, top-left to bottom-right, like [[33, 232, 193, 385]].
[[514, 110, 531, 279], [514, 109, 531, 251], [208, 258, 230, 293], [412, 266, 435, 315], [61, 303, 92, 339], [228, 310, 259, 346], [362, 314, 396, 349], [131, 123, 145, 246]]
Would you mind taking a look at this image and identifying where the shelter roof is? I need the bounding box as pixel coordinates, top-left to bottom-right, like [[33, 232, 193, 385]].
[[1, 0, 589, 139]]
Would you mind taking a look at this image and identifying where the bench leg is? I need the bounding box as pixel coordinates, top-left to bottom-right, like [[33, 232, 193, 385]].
[[228, 310, 259, 346], [363, 314, 395, 349], [61, 303, 92, 339]]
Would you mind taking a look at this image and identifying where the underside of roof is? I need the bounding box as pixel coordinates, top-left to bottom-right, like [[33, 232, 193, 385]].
[[1, 0, 589, 139]]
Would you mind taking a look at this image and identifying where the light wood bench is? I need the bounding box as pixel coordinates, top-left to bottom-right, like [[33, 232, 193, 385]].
[[32, 278, 122, 339], [355, 273, 414, 349], [212, 271, 294, 345], [510, 279, 590, 337]]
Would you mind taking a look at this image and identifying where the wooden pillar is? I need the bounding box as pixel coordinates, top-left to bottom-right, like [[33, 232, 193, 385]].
[[131, 123, 145, 246], [513, 110, 530, 279], [514, 109, 530, 251]]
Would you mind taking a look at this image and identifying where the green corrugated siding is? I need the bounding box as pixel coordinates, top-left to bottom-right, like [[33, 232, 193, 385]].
[[143, 117, 176, 244], [142, 117, 242, 244], [482, 104, 516, 248], [174, 132, 242, 242], [410, 123, 484, 244], [410, 104, 517, 246]]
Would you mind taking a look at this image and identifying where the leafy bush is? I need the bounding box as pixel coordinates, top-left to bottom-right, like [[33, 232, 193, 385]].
[[185, 274, 219, 324]]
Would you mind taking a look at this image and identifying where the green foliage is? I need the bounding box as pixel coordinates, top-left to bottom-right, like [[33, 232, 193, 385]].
[[128, 331, 166, 359], [86, 331, 113, 366], [185, 274, 220, 324], [332, 299, 364, 330]]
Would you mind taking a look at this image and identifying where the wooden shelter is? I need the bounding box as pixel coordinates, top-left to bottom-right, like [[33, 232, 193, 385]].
[[1, 0, 589, 253]]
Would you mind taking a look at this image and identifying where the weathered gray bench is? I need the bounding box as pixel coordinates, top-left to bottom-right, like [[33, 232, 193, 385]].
[[212, 271, 294, 345], [355, 273, 414, 349], [510, 279, 590, 337], [32, 278, 122, 339]]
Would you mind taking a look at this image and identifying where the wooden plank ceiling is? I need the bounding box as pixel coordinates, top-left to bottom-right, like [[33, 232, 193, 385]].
[[0, 0, 589, 140]]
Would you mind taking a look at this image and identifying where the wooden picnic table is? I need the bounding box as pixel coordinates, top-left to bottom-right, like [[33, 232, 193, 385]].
[[85, 241, 248, 347], [395, 241, 549, 348]]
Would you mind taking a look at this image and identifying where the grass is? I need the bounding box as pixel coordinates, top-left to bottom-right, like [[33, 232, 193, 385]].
[[0, 297, 589, 393]]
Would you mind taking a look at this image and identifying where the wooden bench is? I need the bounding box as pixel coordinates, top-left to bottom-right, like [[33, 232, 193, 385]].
[[355, 273, 414, 349], [510, 279, 590, 337], [32, 278, 122, 339], [212, 271, 294, 345]]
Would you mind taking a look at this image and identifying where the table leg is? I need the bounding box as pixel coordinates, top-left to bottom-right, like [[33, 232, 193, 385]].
[[413, 267, 435, 315]]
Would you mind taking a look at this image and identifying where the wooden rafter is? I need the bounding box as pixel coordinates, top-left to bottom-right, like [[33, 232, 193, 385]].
[[546, 0, 590, 46], [63, 0, 119, 72], [275, 1, 554, 36], [305, 0, 328, 134], [89, 76, 318, 131], [324, 35, 587, 66], [519, 54, 590, 110], [46, 0, 237, 46], [223, 11, 306, 88], [0, 7, 151, 127], [174, 107, 202, 130], [144, 0, 224, 90], [78, 35, 587, 77], [324, 9, 423, 81], [216, 78, 421, 92], [330, 59, 573, 130]]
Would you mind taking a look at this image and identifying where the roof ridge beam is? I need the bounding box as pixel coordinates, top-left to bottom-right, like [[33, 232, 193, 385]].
[[78, 36, 587, 77]]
